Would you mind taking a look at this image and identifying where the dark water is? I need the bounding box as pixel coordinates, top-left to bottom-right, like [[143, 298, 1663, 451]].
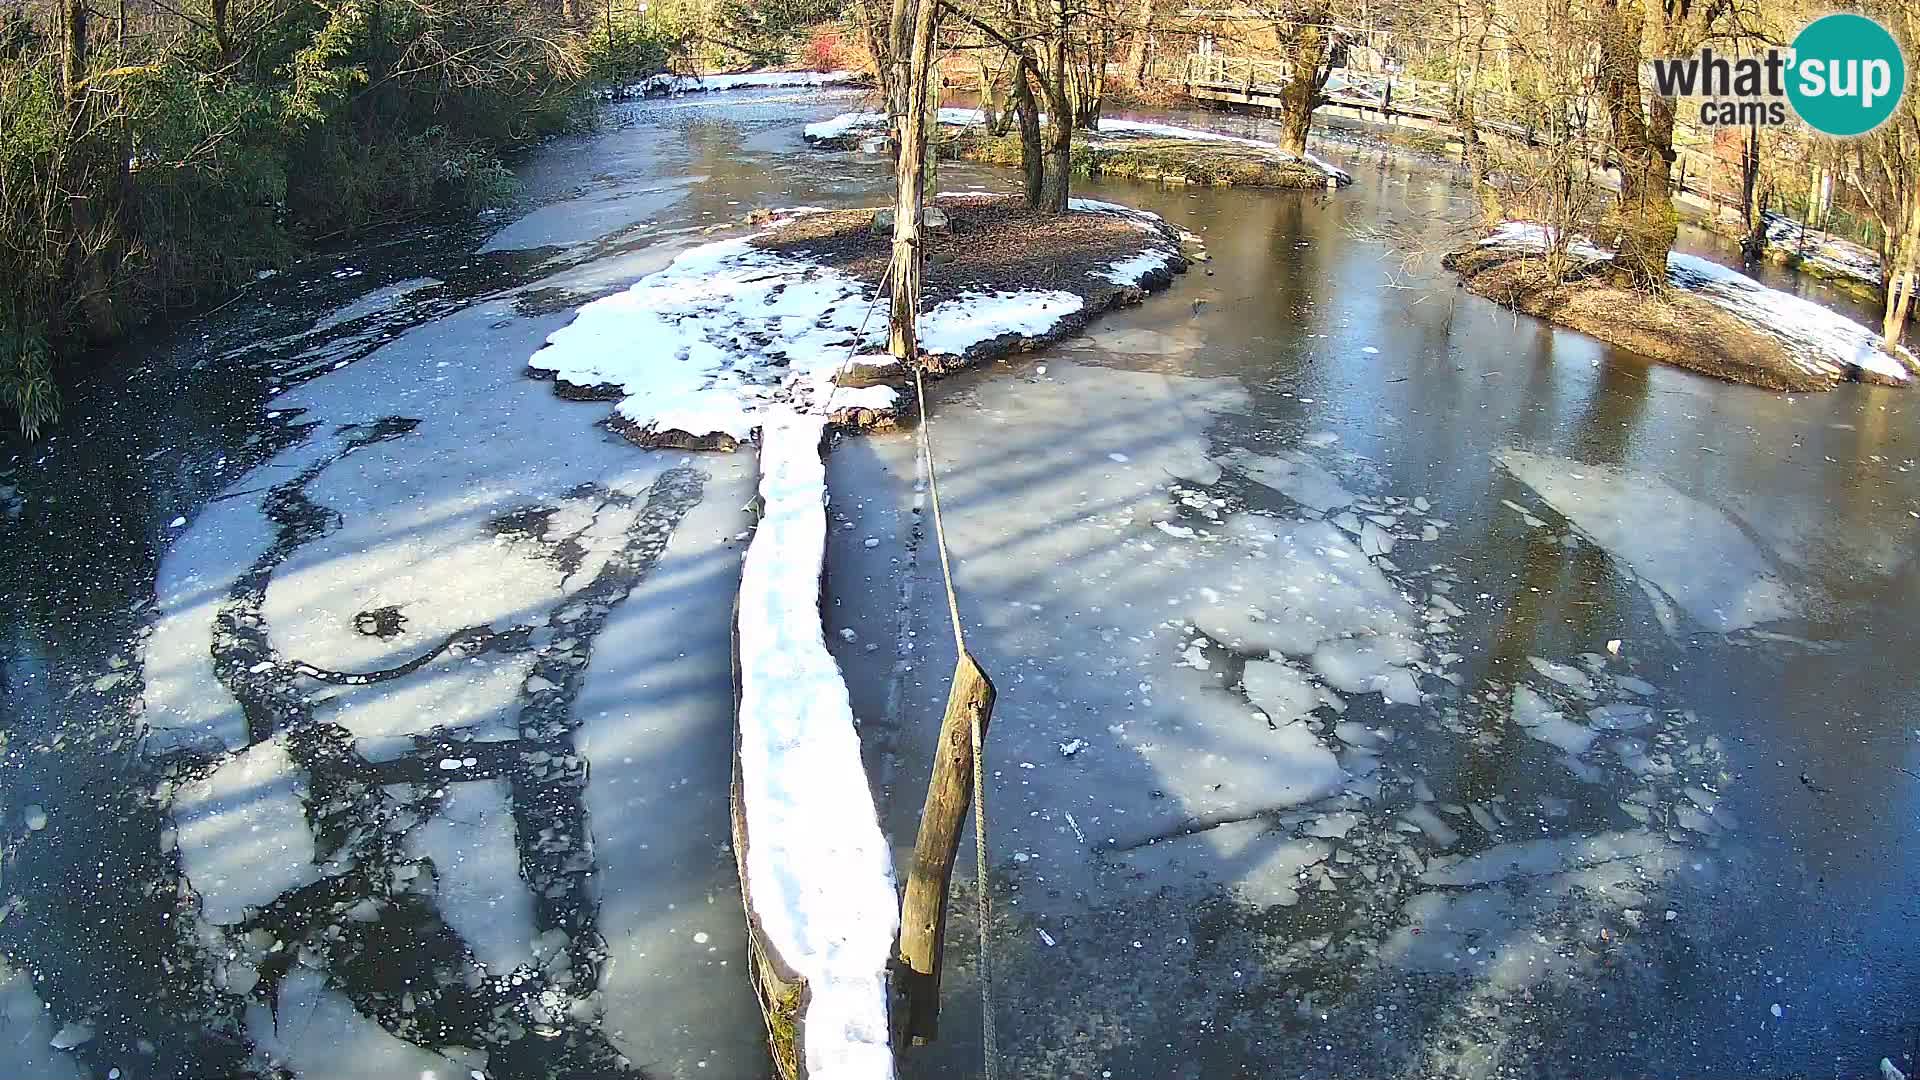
[[2, 88, 1915, 1080]]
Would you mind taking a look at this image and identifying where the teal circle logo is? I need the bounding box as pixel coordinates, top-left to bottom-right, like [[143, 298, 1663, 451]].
[[1787, 13, 1906, 136]]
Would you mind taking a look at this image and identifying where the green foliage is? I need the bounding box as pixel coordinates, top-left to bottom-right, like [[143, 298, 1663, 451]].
[[0, 322, 58, 441], [0, 0, 637, 437], [579, 8, 679, 84]]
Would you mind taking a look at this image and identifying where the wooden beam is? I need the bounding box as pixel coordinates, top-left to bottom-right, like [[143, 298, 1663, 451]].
[[894, 648, 995, 1044]]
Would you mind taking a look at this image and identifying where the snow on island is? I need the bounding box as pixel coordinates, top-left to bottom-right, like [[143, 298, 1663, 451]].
[[526, 199, 1189, 449], [598, 69, 861, 100], [1478, 222, 1914, 387], [732, 414, 898, 1080], [1761, 210, 1884, 292], [803, 108, 1352, 186]]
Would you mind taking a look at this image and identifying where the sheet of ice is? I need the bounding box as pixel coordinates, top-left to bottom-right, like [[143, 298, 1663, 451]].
[[1527, 655, 1590, 690], [1125, 669, 1348, 832], [1497, 449, 1798, 633], [1418, 830, 1674, 887], [1221, 449, 1356, 512], [142, 481, 278, 754], [172, 738, 316, 925], [0, 961, 84, 1080], [248, 967, 475, 1079], [735, 414, 897, 1079], [917, 290, 1086, 356], [404, 779, 537, 976], [1241, 657, 1320, 725], [574, 461, 767, 1075], [1587, 703, 1654, 731], [1197, 519, 1417, 654], [1311, 634, 1422, 704], [1113, 819, 1330, 905], [1481, 221, 1911, 382], [1510, 685, 1598, 755]]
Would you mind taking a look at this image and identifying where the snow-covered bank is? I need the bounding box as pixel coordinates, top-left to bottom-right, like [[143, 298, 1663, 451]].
[[1761, 210, 1884, 291], [803, 108, 1352, 186], [733, 415, 896, 1079], [1470, 222, 1914, 388], [598, 69, 860, 100], [527, 198, 1190, 449]]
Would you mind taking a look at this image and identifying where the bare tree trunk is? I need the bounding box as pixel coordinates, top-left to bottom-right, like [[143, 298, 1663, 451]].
[[1127, 0, 1153, 83], [1453, 0, 1493, 219], [1276, 22, 1331, 157], [887, 0, 941, 361], [210, 0, 233, 63], [1739, 123, 1769, 260], [1012, 55, 1045, 209], [1594, 0, 1675, 289], [1885, 193, 1920, 350], [1034, 0, 1073, 212]]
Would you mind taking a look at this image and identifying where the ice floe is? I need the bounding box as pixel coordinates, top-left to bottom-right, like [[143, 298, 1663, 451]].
[[1498, 448, 1798, 634], [172, 737, 317, 925]]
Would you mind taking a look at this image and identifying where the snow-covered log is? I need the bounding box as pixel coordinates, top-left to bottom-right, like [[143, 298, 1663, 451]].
[[730, 414, 897, 1080]]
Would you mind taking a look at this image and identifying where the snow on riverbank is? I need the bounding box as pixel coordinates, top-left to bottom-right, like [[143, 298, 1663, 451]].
[[528, 201, 1186, 448], [1762, 210, 1884, 289], [803, 109, 1352, 183], [1480, 221, 1912, 384], [735, 415, 897, 1079], [600, 69, 859, 100]]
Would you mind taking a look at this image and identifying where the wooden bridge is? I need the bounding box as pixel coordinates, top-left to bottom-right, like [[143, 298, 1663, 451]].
[[1181, 53, 1572, 142], [1177, 52, 1738, 214]]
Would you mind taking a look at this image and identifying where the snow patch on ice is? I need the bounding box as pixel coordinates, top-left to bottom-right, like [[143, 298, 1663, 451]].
[[1498, 449, 1799, 633], [735, 414, 897, 1079], [173, 738, 316, 925], [405, 779, 538, 977], [528, 237, 884, 446], [248, 967, 475, 1079]]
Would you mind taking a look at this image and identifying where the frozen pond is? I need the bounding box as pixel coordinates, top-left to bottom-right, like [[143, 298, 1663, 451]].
[[2, 87, 1917, 1080]]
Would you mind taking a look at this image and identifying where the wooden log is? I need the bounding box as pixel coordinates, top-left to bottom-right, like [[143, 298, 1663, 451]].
[[895, 647, 995, 1044]]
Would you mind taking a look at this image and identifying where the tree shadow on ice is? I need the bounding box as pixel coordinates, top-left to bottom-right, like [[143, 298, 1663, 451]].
[[855, 353, 1736, 1079]]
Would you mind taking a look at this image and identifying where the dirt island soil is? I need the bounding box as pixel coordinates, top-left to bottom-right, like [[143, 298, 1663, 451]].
[[752, 192, 1195, 381]]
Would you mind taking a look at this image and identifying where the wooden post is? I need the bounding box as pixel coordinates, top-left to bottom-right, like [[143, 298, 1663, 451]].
[[895, 649, 995, 1043], [886, 0, 940, 362]]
